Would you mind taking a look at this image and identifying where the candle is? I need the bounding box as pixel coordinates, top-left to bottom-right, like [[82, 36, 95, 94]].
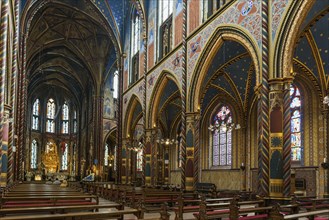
[[241, 163, 244, 167], [324, 158, 327, 163]]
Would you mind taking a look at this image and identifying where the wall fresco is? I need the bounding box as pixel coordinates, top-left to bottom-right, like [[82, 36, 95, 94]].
[[271, 0, 290, 40]]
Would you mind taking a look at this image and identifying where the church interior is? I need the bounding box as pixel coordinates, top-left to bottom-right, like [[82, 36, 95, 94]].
[[0, 0, 329, 219]]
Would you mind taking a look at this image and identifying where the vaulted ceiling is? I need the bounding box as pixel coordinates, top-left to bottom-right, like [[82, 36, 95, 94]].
[[25, 0, 119, 105], [294, 0, 329, 94], [200, 40, 256, 117]]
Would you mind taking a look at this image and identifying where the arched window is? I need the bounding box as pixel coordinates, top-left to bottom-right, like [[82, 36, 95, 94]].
[[46, 98, 56, 133], [73, 110, 77, 133], [62, 101, 69, 134], [113, 71, 119, 99], [212, 105, 233, 166], [159, 0, 173, 24], [61, 143, 68, 170], [158, 0, 173, 59], [32, 99, 40, 130], [290, 85, 302, 162], [130, 9, 140, 84], [30, 139, 37, 169], [104, 143, 109, 166], [136, 142, 143, 171]]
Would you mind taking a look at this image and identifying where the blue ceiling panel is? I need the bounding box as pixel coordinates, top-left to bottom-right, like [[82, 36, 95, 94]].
[[224, 56, 252, 102], [301, 0, 329, 31], [132, 101, 142, 122], [294, 35, 319, 79], [159, 80, 179, 110], [204, 41, 247, 86], [212, 75, 235, 98], [310, 13, 329, 76], [201, 87, 219, 114]]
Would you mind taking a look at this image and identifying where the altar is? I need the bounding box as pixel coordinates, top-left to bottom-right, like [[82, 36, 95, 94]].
[[42, 141, 60, 174]]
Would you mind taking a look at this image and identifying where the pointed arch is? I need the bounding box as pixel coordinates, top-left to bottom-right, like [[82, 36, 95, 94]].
[[148, 71, 181, 128], [274, 0, 314, 78], [188, 26, 260, 113], [124, 94, 143, 137]]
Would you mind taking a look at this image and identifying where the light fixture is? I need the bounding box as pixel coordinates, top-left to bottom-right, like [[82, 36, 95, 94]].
[[157, 138, 175, 145], [208, 123, 240, 132], [324, 96, 329, 106]]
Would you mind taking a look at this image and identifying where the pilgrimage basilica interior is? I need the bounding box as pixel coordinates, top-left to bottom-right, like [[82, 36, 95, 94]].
[[0, 1, 329, 218]]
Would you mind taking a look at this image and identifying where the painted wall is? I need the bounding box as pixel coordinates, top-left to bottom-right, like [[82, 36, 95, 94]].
[[201, 170, 241, 190]]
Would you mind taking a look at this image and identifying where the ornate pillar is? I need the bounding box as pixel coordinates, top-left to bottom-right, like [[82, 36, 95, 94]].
[[180, 0, 187, 191], [0, 0, 9, 187], [116, 55, 125, 184], [151, 128, 158, 185], [282, 78, 293, 197], [185, 113, 198, 191], [7, 0, 19, 184], [268, 79, 284, 197], [93, 95, 103, 178], [193, 112, 201, 189], [258, 0, 270, 196], [121, 137, 128, 184], [145, 129, 153, 185], [164, 144, 169, 184]]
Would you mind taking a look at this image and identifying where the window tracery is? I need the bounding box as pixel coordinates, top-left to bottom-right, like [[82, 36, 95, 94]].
[[290, 85, 302, 162], [31, 139, 37, 169], [32, 99, 40, 130], [46, 98, 56, 133], [211, 105, 232, 166]]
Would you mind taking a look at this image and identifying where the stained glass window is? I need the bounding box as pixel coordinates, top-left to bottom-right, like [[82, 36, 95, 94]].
[[131, 11, 140, 56], [114, 145, 117, 171], [290, 85, 302, 161], [137, 147, 143, 171], [46, 98, 56, 133], [159, 0, 173, 24], [32, 99, 40, 130], [130, 9, 140, 84], [62, 102, 69, 134], [31, 139, 37, 169], [113, 72, 119, 99], [104, 144, 109, 166], [73, 110, 77, 133], [213, 130, 219, 166], [212, 105, 232, 166], [61, 143, 68, 170]]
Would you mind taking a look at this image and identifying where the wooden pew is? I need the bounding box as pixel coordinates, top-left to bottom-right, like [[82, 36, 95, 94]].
[[0, 195, 99, 208], [193, 197, 299, 220], [305, 198, 329, 211], [0, 209, 142, 220], [174, 195, 234, 220], [0, 203, 123, 216], [269, 204, 329, 220], [195, 183, 217, 198]]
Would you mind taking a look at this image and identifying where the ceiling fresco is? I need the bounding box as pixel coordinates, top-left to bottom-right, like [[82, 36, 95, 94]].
[[294, 2, 329, 91]]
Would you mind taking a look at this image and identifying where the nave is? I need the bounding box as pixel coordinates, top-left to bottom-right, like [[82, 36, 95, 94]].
[[1, 181, 329, 219]]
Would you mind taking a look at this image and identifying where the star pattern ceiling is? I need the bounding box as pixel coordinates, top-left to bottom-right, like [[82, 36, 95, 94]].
[[295, 2, 329, 90]]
